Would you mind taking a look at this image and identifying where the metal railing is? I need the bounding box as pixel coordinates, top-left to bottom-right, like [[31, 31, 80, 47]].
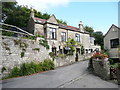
[[0, 23, 35, 37]]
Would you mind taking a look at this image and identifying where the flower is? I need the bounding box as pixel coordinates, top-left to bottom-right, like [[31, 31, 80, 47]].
[[91, 52, 108, 60]]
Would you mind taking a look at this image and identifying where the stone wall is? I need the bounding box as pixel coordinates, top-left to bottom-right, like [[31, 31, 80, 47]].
[[1, 36, 50, 73], [54, 54, 75, 67], [117, 63, 120, 84], [54, 53, 92, 67], [1, 36, 93, 78], [92, 59, 110, 80]]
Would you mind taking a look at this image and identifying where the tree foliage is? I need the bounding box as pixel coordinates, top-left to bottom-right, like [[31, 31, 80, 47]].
[[93, 31, 104, 49], [57, 19, 67, 25], [84, 26, 104, 50], [84, 26, 94, 36], [65, 38, 77, 55], [2, 2, 67, 30], [2, 2, 31, 29]]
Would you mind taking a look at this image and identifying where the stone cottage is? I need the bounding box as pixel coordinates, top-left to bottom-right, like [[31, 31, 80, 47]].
[[104, 24, 120, 59], [27, 9, 100, 55]]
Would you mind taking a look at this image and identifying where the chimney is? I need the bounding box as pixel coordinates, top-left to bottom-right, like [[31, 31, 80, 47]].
[[30, 7, 34, 18], [79, 21, 84, 32]]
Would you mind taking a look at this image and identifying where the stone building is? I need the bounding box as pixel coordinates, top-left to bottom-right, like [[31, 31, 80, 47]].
[[104, 24, 120, 59], [27, 9, 100, 54]]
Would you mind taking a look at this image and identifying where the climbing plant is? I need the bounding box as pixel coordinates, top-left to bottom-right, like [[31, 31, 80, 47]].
[[81, 45, 85, 55]]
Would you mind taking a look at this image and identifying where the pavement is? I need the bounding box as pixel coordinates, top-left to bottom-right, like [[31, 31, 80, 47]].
[[0, 60, 119, 89]]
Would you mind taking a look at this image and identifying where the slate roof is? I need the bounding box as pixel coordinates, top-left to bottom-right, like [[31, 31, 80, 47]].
[[34, 17, 46, 24], [58, 24, 80, 31], [33, 17, 89, 34]]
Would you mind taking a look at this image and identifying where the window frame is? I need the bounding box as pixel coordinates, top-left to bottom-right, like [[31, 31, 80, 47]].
[[75, 34, 80, 42], [61, 32, 66, 42], [110, 38, 119, 48], [49, 27, 57, 40]]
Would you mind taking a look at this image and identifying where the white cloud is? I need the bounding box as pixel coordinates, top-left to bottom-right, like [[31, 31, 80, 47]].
[[16, 0, 119, 12], [16, 0, 70, 11]]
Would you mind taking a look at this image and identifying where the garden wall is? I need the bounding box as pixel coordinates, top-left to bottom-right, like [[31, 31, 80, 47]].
[[92, 59, 110, 80], [1, 36, 93, 78], [1, 36, 50, 74], [54, 54, 75, 67], [54, 53, 92, 67]]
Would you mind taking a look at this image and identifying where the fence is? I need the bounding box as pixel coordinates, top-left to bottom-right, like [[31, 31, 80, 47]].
[[0, 23, 34, 37]]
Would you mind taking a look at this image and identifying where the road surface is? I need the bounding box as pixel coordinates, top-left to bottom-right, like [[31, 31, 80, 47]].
[[1, 60, 119, 88]]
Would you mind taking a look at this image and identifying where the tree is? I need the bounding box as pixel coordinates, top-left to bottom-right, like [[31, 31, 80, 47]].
[[84, 26, 104, 49], [2, 2, 31, 29], [84, 26, 94, 36], [93, 31, 104, 49], [2, 2, 67, 30], [66, 38, 77, 55], [57, 19, 67, 25]]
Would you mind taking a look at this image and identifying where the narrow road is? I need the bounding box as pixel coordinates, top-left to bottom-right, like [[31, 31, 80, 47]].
[[1, 60, 119, 88]]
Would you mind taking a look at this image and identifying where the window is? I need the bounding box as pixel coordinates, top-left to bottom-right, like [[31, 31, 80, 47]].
[[110, 38, 119, 48], [49, 28, 56, 39], [61, 32, 66, 41], [76, 34, 80, 42]]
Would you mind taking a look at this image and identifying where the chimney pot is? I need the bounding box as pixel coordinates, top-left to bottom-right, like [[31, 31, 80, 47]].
[[79, 21, 84, 32]]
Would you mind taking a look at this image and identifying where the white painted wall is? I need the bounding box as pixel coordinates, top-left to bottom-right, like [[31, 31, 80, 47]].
[[104, 25, 120, 58]]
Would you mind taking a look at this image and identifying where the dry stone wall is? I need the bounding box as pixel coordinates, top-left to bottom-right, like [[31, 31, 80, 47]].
[[1, 36, 50, 73], [0, 36, 93, 78]]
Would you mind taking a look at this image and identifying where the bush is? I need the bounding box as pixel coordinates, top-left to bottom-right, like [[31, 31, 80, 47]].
[[20, 63, 29, 76], [2, 30, 14, 36], [9, 67, 21, 77], [23, 36, 35, 40], [57, 54, 67, 58], [35, 63, 43, 73], [42, 59, 55, 71], [20, 62, 36, 75], [111, 63, 118, 68], [101, 49, 109, 57], [49, 52, 55, 57], [36, 34, 44, 38], [108, 58, 113, 64], [81, 45, 85, 55], [39, 39, 49, 49], [3, 59, 55, 79]]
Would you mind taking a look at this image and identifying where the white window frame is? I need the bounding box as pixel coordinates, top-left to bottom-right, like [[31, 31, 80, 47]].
[[61, 32, 66, 42], [49, 28, 56, 39], [76, 34, 80, 42]]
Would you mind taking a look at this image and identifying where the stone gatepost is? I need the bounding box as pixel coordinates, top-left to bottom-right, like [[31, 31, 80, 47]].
[[92, 58, 110, 80]]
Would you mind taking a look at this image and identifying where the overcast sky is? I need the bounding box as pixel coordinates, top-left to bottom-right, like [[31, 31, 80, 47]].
[[16, 0, 119, 35]]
